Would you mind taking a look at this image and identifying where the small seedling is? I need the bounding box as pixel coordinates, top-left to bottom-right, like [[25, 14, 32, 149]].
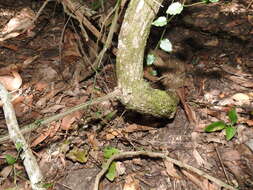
[[204, 108, 238, 141], [149, 0, 220, 58], [103, 147, 120, 181]]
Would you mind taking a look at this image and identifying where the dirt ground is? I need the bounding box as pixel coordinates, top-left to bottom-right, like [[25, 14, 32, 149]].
[[0, 0, 252, 190]]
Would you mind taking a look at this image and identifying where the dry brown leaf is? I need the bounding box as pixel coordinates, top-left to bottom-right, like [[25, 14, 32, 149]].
[[116, 162, 126, 176], [23, 55, 39, 66], [182, 170, 207, 190], [62, 29, 81, 62], [36, 88, 62, 107], [0, 165, 13, 178], [193, 149, 212, 169], [49, 123, 61, 137], [34, 81, 49, 91], [221, 149, 241, 162], [202, 179, 221, 190], [0, 41, 18, 51], [31, 130, 51, 147], [87, 133, 101, 150], [164, 159, 182, 179], [105, 133, 117, 140], [226, 75, 253, 88], [0, 8, 35, 41], [41, 104, 65, 114], [123, 175, 141, 190], [240, 119, 253, 126], [61, 111, 82, 130], [124, 124, 154, 133], [0, 71, 22, 91], [177, 88, 197, 124], [31, 123, 60, 147]]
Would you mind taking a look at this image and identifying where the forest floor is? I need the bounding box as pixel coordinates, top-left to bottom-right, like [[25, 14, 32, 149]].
[[0, 0, 252, 190]]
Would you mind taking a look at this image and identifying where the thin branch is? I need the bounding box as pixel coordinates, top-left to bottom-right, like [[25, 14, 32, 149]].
[[0, 83, 45, 190], [0, 89, 121, 143], [93, 151, 237, 190], [33, 0, 52, 23]]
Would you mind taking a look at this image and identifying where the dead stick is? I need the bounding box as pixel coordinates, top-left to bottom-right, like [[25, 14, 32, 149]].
[[0, 83, 45, 190], [93, 151, 237, 190], [0, 89, 121, 143]]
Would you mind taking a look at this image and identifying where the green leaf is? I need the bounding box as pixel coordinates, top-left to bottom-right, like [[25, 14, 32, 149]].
[[105, 161, 117, 181], [152, 16, 167, 27], [160, 39, 173, 52], [66, 147, 88, 163], [104, 110, 117, 121], [225, 126, 236, 141], [15, 142, 23, 152], [4, 154, 17, 165], [150, 69, 158, 76], [103, 147, 120, 159], [42, 183, 54, 188], [166, 2, 184, 15], [91, 0, 103, 10], [146, 54, 156, 66], [228, 108, 238, 125], [204, 121, 226, 132]]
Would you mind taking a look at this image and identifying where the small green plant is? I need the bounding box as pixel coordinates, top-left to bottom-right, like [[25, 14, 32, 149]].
[[204, 108, 238, 141], [4, 142, 24, 186], [148, 0, 220, 59], [103, 147, 120, 181]]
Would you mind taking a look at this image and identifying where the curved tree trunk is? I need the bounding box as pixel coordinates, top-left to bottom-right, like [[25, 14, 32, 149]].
[[116, 0, 178, 118]]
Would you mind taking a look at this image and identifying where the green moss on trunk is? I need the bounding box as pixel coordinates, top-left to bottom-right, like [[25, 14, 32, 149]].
[[116, 0, 179, 118]]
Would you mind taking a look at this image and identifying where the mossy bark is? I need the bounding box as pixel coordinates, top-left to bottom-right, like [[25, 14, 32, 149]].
[[116, 0, 179, 118]]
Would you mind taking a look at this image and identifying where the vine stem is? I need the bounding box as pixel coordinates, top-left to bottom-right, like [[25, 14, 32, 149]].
[[93, 151, 237, 190]]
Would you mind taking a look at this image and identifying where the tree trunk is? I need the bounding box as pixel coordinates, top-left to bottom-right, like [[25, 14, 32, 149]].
[[116, 0, 178, 118]]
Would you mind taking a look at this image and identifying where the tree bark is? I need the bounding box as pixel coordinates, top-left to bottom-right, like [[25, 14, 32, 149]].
[[116, 0, 178, 118]]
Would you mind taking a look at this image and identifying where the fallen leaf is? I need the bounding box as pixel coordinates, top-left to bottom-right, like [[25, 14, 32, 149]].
[[61, 111, 82, 130], [41, 104, 65, 114], [232, 93, 250, 105], [181, 170, 209, 190], [34, 81, 49, 91], [66, 147, 88, 163], [0, 71, 22, 91], [0, 42, 18, 51], [177, 88, 197, 124], [30, 130, 51, 147], [124, 124, 155, 133], [116, 161, 126, 176], [0, 8, 35, 41], [123, 174, 141, 190], [31, 123, 60, 147], [87, 133, 101, 150], [164, 159, 181, 179], [23, 55, 39, 66], [0, 165, 13, 178], [193, 149, 212, 169]]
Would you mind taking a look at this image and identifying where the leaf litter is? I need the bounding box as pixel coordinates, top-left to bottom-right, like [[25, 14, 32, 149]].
[[0, 1, 253, 190]]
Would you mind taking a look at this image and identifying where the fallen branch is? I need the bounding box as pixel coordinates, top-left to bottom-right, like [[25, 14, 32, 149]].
[[93, 151, 237, 190], [0, 83, 45, 190], [0, 89, 121, 143]]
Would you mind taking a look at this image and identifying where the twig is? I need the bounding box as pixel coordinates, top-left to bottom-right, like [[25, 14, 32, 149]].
[[0, 83, 45, 190], [0, 89, 121, 143], [215, 145, 230, 184], [93, 151, 237, 190], [33, 0, 52, 23], [92, 0, 120, 70]]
